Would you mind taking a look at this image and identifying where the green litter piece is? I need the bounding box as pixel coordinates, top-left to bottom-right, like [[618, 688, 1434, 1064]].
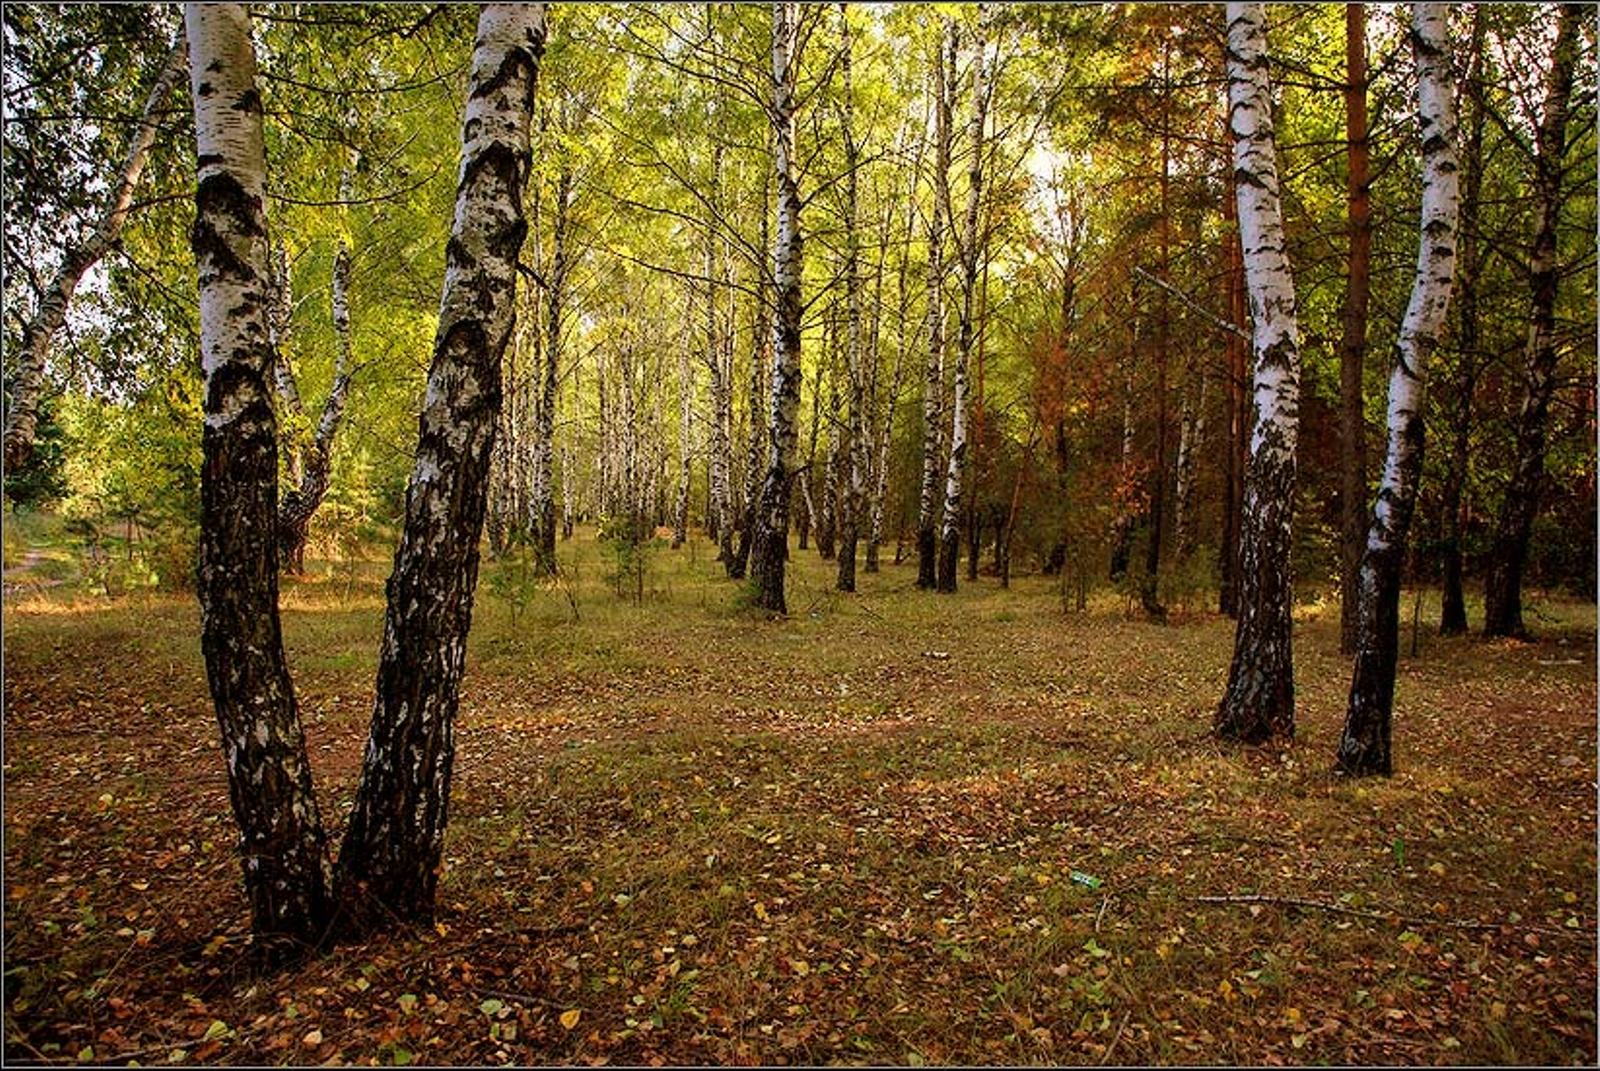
[[1069, 870, 1103, 890]]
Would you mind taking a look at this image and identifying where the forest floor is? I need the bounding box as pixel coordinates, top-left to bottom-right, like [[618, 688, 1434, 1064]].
[[3, 526, 1595, 1066]]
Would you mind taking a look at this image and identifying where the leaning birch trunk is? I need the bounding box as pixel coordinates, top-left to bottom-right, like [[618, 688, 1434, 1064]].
[[1337, 3, 1458, 776], [531, 164, 570, 573], [916, 24, 954, 590], [1214, 2, 1304, 744], [5, 30, 188, 473], [1482, 2, 1582, 639], [936, 8, 991, 594], [336, 4, 545, 929], [278, 242, 355, 573], [187, 2, 331, 958], [748, 0, 803, 614]]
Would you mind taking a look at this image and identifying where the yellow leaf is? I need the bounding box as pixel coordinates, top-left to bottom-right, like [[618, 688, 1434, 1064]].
[[559, 1009, 582, 1031]]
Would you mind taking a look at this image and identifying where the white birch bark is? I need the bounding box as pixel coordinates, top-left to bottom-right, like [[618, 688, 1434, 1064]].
[[4, 29, 188, 471], [1337, 1, 1459, 775], [1214, 1, 1304, 743], [937, 7, 993, 593], [916, 24, 956, 589], [749, 0, 804, 613], [337, 3, 546, 926], [187, 1, 330, 953]]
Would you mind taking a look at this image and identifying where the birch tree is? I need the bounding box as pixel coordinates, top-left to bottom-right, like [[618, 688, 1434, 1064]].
[[1336, 2, 1459, 777], [1214, 2, 1303, 744], [337, 3, 546, 926], [836, 3, 866, 592], [1482, 2, 1584, 639], [748, 0, 804, 614], [187, 1, 331, 957], [277, 241, 356, 573], [4, 30, 188, 473], [916, 23, 955, 590], [937, 7, 994, 594]]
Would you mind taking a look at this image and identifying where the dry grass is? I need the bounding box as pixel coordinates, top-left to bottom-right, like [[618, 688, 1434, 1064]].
[[3, 528, 1595, 1065]]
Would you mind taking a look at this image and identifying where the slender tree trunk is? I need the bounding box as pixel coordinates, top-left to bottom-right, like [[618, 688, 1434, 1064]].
[[1173, 362, 1208, 560], [187, 2, 330, 959], [1337, 2, 1459, 776], [1214, 2, 1303, 745], [336, 4, 545, 928], [1219, 161, 1247, 617], [1108, 338, 1136, 582], [730, 178, 771, 580], [836, 5, 866, 593], [1482, 2, 1582, 639], [748, 1, 804, 614], [1439, 10, 1487, 637], [917, 22, 955, 590], [673, 321, 693, 549], [1140, 83, 1173, 620], [278, 243, 355, 573], [1338, 3, 1373, 654], [5, 30, 188, 473], [531, 163, 569, 573], [938, 9, 991, 594]]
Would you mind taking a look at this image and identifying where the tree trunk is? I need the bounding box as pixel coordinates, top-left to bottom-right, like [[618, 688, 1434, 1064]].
[[917, 22, 955, 590], [938, 10, 991, 594], [672, 320, 693, 549], [5, 30, 188, 473], [1337, 2, 1459, 776], [1214, 1, 1303, 745], [336, 3, 545, 929], [1338, 3, 1373, 655], [1482, 2, 1582, 639], [278, 243, 355, 573], [1140, 84, 1173, 621], [1218, 159, 1247, 617], [836, 5, 865, 593], [729, 178, 771, 581], [1108, 338, 1136, 582], [531, 163, 569, 573], [1173, 362, 1208, 560], [748, 1, 804, 614], [187, 2, 331, 959], [1438, 10, 1487, 637]]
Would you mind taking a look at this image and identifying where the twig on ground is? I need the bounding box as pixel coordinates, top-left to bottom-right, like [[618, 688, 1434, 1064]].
[[1100, 1009, 1133, 1065]]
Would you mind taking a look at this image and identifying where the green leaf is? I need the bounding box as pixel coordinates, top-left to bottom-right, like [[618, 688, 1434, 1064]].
[[478, 998, 504, 1017]]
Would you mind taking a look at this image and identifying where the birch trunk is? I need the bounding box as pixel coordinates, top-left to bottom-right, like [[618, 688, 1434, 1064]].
[[1214, 2, 1303, 745], [673, 322, 693, 549], [278, 242, 355, 573], [729, 178, 771, 580], [1482, 2, 1582, 639], [336, 3, 545, 928], [836, 7, 865, 592], [917, 23, 955, 590], [1439, 10, 1487, 637], [1173, 363, 1208, 560], [531, 163, 569, 572], [1337, 2, 1459, 776], [5, 29, 188, 472], [936, 10, 989, 596], [1338, 3, 1373, 655], [748, 0, 803, 613], [1218, 158, 1247, 616], [187, 2, 331, 957]]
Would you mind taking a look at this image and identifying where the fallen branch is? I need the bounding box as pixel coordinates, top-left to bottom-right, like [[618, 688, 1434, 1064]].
[[1193, 894, 1592, 939]]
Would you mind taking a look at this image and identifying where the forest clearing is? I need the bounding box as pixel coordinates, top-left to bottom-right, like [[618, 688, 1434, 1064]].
[[2, 1, 1597, 1066], [3, 532, 1596, 1065]]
